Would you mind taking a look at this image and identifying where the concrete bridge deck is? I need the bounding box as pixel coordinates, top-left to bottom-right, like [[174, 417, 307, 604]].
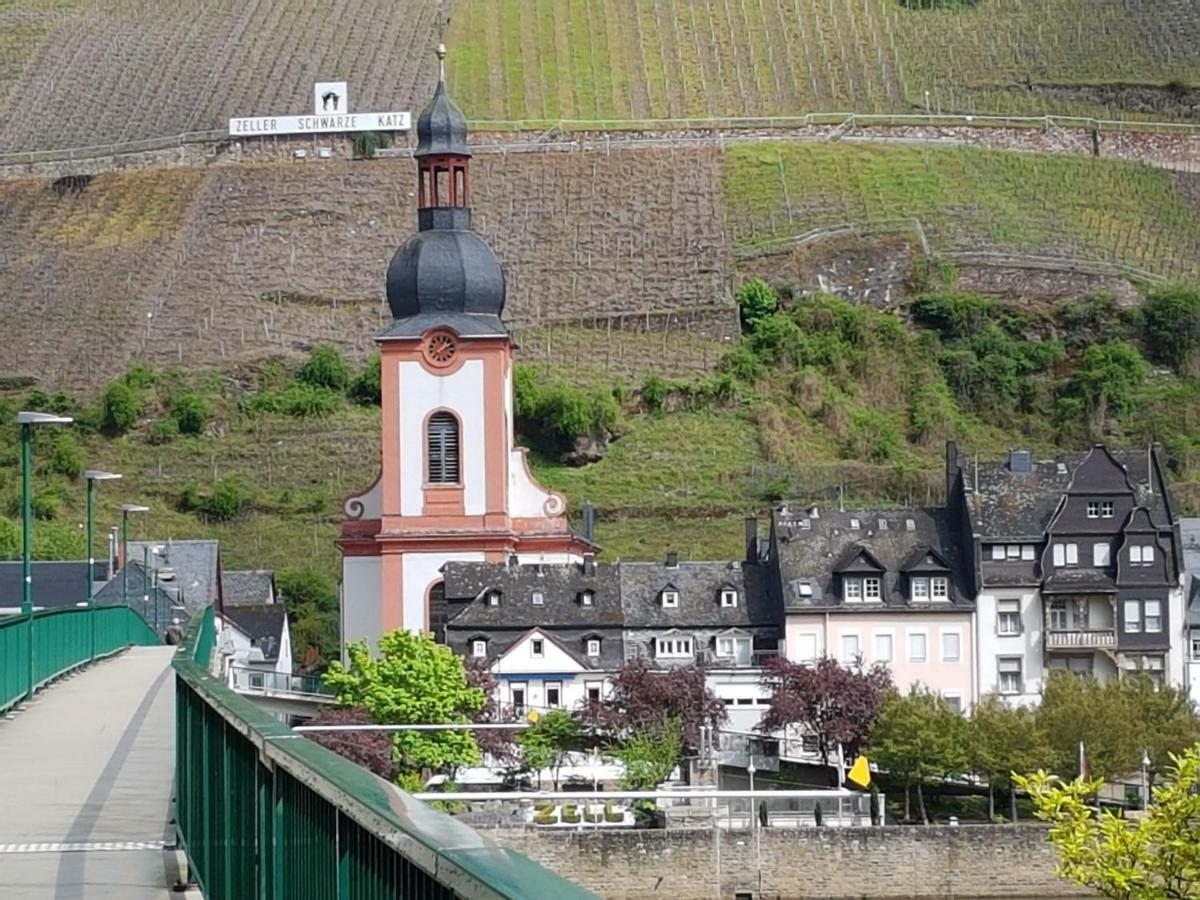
[[0, 646, 175, 899]]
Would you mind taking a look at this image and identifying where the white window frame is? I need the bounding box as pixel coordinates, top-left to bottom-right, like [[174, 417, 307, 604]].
[[942, 692, 964, 714], [940, 629, 961, 663], [472, 639, 487, 658], [587, 638, 601, 657], [997, 598, 1022, 635], [585, 681, 602, 703], [720, 589, 738, 608], [1101, 501, 1114, 518], [1093, 543, 1111, 567], [844, 579, 863, 603], [1087, 501, 1100, 519], [1006, 544, 1020, 560], [661, 589, 679, 608], [873, 631, 893, 664], [840, 632, 861, 663], [1066, 543, 1078, 565], [1145, 600, 1162, 633], [1131, 545, 1155, 567], [545, 681, 562, 708], [1053, 544, 1065, 566], [531, 638, 545, 658], [998, 657, 1023, 695], [907, 629, 927, 663], [931, 576, 949, 600], [991, 544, 1005, 561], [794, 632, 819, 663], [717, 636, 735, 658], [531, 591, 544, 606], [911, 577, 929, 602], [656, 636, 693, 659], [1021, 544, 1036, 561], [1124, 600, 1141, 634], [581, 591, 594, 606], [487, 591, 501, 607], [863, 577, 882, 602], [1191, 635, 1200, 661]]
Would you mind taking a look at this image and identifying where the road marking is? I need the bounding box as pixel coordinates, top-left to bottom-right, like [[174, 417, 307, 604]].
[[0, 840, 165, 854]]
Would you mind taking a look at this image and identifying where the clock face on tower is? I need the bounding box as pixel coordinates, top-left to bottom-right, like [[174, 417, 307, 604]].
[[423, 331, 458, 367]]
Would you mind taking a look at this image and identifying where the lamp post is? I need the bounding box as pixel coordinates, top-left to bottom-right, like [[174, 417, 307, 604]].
[[1141, 749, 1151, 812], [119, 504, 149, 642], [747, 759, 757, 829], [142, 544, 165, 639], [84, 469, 121, 663], [17, 411, 73, 701]]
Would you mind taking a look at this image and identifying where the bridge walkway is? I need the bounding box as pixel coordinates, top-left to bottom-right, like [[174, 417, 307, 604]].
[[0, 646, 175, 899]]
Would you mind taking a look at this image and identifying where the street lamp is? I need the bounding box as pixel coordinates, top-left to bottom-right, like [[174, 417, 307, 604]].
[[84, 469, 121, 663], [17, 411, 73, 701], [747, 758, 757, 830], [119, 504, 149, 640]]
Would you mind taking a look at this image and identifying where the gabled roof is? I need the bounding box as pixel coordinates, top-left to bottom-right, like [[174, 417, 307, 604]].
[[900, 546, 952, 573], [954, 445, 1173, 538], [127, 539, 220, 615], [92, 561, 177, 612], [617, 561, 779, 629], [832, 545, 885, 574], [444, 561, 622, 628], [0, 560, 107, 610], [493, 628, 596, 671], [773, 506, 971, 612], [223, 604, 287, 662], [222, 570, 274, 606]]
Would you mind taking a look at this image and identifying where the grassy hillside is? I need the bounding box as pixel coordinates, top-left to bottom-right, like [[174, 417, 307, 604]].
[[1, 0, 1199, 153], [725, 142, 1200, 282], [448, 0, 1200, 122]]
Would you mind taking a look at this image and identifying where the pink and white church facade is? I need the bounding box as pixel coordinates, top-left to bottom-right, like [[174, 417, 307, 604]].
[[338, 50, 594, 651]]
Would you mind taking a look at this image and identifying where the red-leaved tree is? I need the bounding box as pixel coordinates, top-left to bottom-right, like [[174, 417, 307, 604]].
[[304, 705, 395, 781], [463, 657, 520, 766], [759, 656, 892, 780], [580, 657, 726, 751]]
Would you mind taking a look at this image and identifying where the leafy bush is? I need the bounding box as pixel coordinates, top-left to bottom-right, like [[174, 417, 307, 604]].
[[170, 393, 210, 435], [846, 408, 900, 463], [246, 383, 341, 418], [910, 293, 998, 341], [513, 364, 619, 449], [147, 417, 180, 445], [735, 277, 779, 332], [101, 382, 140, 432], [44, 432, 84, 478], [203, 477, 250, 521], [298, 344, 351, 392], [177, 482, 203, 512], [640, 373, 670, 412], [1143, 285, 1200, 374], [352, 131, 393, 158], [123, 362, 156, 390], [349, 353, 381, 405], [1066, 340, 1150, 424]]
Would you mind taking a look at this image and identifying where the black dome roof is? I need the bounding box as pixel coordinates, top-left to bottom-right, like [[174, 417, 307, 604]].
[[415, 58, 469, 158], [386, 229, 505, 321]]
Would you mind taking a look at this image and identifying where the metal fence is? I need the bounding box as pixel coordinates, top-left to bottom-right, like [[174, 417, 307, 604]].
[[0, 605, 159, 714], [174, 608, 594, 899], [227, 664, 333, 699]]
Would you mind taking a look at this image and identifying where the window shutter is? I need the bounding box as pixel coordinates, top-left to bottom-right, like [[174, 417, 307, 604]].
[[427, 412, 460, 483]]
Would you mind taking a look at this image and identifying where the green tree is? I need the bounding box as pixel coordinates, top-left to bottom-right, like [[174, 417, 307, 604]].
[[1068, 340, 1150, 429], [1143, 285, 1200, 375], [324, 631, 486, 777], [298, 344, 351, 392], [519, 709, 579, 790], [736, 277, 779, 333], [969, 694, 1050, 822], [101, 381, 140, 432], [43, 432, 85, 478], [1016, 744, 1200, 900], [203, 476, 249, 521], [868, 688, 969, 823], [612, 718, 683, 826], [349, 353, 382, 405], [170, 393, 210, 435], [0, 517, 19, 558], [277, 566, 341, 669]]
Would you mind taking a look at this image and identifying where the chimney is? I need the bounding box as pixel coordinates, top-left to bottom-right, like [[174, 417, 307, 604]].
[[744, 517, 759, 564], [666, 550, 679, 568], [508, 552, 519, 570], [108, 527, 118, 576], [583, 552, 596, 577], [807, 505, 819, 519], [1009, 449, 1032, 473], [581, 501, 596, 543]]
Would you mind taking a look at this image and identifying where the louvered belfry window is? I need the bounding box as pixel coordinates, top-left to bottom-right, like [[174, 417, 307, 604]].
[[427, 412, 460, 483]]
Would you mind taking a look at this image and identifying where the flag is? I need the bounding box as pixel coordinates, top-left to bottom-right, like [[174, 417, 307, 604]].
[[848, 755, 871, 788]]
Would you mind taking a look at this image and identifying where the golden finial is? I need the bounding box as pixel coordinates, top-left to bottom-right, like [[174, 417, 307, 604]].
[[436, 43, 447, 82]]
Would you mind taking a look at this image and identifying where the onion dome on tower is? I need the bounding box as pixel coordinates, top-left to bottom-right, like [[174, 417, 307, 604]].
[[384, 44, 506, 338]]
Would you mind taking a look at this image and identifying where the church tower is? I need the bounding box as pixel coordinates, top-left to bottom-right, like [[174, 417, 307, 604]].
[[338, 46, 593, 649]]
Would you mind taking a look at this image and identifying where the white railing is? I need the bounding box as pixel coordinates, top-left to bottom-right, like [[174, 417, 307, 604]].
[[226, 664, 334, 700], [1045, 629, 1117, 649]]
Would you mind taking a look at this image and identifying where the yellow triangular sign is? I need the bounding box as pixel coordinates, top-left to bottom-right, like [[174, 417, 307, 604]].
[[526, 709, 540, 724], [848, 755, 871, 788]]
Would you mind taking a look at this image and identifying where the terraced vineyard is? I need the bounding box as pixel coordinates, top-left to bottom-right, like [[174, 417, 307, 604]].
[[2, 0, 1200, 154]]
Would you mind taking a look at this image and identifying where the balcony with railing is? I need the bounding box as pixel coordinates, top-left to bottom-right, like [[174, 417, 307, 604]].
[[227, 663, 333, 699], [1045, 628, 1117, 649], [1044, 595, 1116, 650]]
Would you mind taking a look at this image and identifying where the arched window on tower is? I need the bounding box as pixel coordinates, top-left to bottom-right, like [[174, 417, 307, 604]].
[[428, 580, 449, 643], [427, 412, 460, 484]]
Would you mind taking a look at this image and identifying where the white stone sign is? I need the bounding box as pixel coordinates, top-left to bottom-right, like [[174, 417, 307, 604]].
[[314, 81, 348, 114], [228, 81, 410, 137]]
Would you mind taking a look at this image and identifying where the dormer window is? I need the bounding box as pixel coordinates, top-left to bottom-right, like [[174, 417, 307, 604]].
[[531, 591, 544, 606], [472, 639, 487, 658], [720, 589, 738, 608], [911, 577, 929, 602], [931, 576, 948, 600], [586, 638, 601, 657], [1087, 501, 1116, 519], [864, 577, 882, 601], [849, 518, 860, 530], [1130, 545, 1155, 567], [661, 589, 679, 608], [487, 590, 501, 607], [580, 590, 594, 606], [655, 635, 693, 659], [844, 580, 862, 603]]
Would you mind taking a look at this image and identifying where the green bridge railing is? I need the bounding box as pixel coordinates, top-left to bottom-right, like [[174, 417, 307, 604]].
[[174, 608, 595, 900], [0, 604, 159, 714]]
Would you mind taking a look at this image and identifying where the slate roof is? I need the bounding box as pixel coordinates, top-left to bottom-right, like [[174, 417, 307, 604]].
[[127, 539, 219, 615], [616, 561, 779, 630], [224, 604, 287, 662], [955, 446, 1172, 539], [222, 570, 275, 606], [0, 561, 108, 611], [1182, 518, 1200, 627], [443, 561, 622, 628], [772, 507, 972, 612], [1041, 568, 1117, 594]]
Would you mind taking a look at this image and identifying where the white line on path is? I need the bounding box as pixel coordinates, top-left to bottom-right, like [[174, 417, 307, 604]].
[[0, 840, 166, 854]]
